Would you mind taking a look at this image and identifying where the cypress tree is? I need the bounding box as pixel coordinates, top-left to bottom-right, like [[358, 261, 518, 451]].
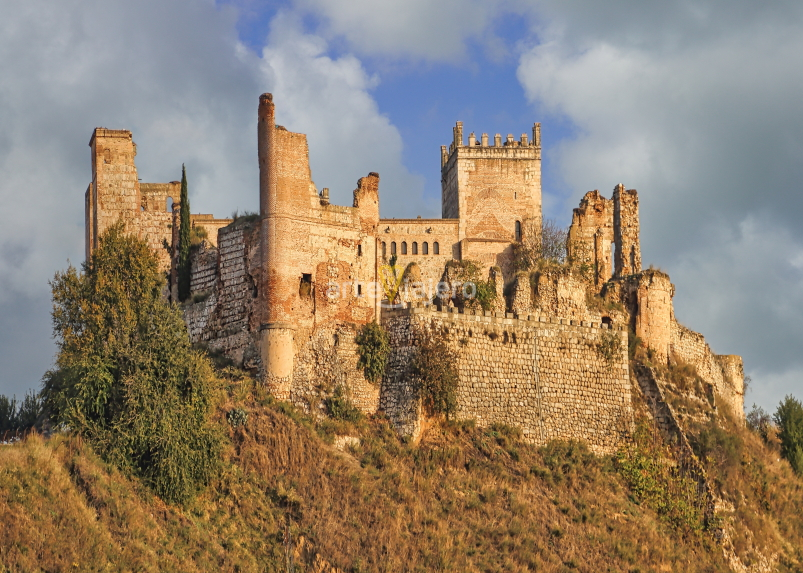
[[178, 164, 191, 301]]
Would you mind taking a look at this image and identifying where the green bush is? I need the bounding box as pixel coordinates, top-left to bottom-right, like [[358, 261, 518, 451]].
[[42, 222, 223, 506], [411, 325, 459, 419], [774, 395, 803, 475], [324, 385, 363, 422], [597, 329, 622, 366], [355, 322, 390, 384], [616, 422, 706, 534]]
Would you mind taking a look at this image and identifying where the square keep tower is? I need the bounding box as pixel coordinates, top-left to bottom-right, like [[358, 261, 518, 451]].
[[441, 122, 542, 248]]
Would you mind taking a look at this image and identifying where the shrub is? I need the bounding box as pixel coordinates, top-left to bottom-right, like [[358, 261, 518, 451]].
[[443, 260, 496, 311], [597, 329, 622, 366], [512, 218, 568, 271], [355, 322, 390, 384], [227, 407, 249, 428], [324, 386, 363, 422], [747, 404, 774, 444], [774, 395, 803, 475], [411, 325, 459, 419], [42, 222, 223, 505], [616, 422, 707, 534]]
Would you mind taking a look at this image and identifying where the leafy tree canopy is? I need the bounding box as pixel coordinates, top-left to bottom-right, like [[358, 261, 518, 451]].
[[774, 395, 803, 475], [42, 222, 222, 505]]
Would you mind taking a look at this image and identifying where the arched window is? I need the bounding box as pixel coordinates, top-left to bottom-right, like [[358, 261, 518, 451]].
[[166, 197, 174, 212], [422, 242, 429, 255], [412, 241, 418, 255], [433, 242, 439, 255], [515, 220, 522, 242], [382, 241, 386, 258], [401, 241, 407, 255], [391, 241, 397, 255]]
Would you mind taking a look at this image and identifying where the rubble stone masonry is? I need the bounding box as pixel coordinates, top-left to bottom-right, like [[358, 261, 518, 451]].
[[382, 305, 633, 454]]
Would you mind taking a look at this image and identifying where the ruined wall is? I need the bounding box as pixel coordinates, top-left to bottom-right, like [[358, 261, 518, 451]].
[[382, 306, 633, 454], [184, 220, 261, 368], [567, 190, 614, 286], [86, 130, 180, 273], [531, 268, 598, 323], [86, 129, 141, 260], [613, 184, 641, 276], [441, 122, 542, 250], [671, 321, 745, 419], [291, 324, 381, 415]]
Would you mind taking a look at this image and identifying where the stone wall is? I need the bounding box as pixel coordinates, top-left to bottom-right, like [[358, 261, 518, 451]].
[[184, 219, 261, 368], [671, 321, 745, 420], [379, 218, 458, 290], [382, 305, 633, 454]]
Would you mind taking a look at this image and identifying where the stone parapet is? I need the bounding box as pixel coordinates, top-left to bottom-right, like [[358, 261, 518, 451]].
[[381, 304, 632, 454]]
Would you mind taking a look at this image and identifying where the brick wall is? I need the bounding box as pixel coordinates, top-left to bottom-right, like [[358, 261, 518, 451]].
[[382, 305, 633, 454]]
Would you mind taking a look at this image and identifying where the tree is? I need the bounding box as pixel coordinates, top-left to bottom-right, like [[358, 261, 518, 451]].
[[42, 222, 222, 505], [774, 395, 803, 475], [355, 322, 390, 384], [511, 218, 568, 272], [178, 164, 191, 301], [411, 325, 459, 419]]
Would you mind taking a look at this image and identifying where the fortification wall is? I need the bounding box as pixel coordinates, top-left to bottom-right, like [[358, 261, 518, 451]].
[[184, 220, 261, 368], [382, 306, 633, 454], [291, 324, 381, 415], [670, 321, 745, 419]]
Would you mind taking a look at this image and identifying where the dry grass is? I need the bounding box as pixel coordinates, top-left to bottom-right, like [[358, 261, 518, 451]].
[[0, 369, 801, 572]]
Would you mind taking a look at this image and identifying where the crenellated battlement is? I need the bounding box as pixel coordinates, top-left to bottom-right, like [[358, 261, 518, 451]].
[[441, 121, 541, 168]]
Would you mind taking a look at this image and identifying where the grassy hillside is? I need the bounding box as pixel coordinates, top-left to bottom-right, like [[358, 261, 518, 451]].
[[1, 367, 802, 573]]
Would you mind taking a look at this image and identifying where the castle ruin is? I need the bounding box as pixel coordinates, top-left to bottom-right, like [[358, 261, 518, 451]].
[[84, 93, 745, 452]]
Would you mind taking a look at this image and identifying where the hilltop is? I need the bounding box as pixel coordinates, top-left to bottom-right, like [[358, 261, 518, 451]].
[[0, 364, 801, 573]]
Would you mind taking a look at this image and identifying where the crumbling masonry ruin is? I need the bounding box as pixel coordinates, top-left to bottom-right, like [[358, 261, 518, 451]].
[[84, 93, 744, 453]]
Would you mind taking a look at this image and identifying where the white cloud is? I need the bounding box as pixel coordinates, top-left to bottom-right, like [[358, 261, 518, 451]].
[[260, 14, 429, 216], [517, 2, 803, 403], [295, 0, 517, 62], [0, 1, 427, 395]]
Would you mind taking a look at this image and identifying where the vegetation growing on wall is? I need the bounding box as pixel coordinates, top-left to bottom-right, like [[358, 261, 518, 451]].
[[41, 223, 223, 505], [512, 218, 568, 271], [443, 259, 496, 311], [411, 324, 459, 419], [596, 329, 623, 366], [355, 321, 390, 385]]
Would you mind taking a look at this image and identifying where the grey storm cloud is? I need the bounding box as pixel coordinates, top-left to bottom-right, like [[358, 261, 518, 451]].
[[517, 0, 803, 410], [0, 0, 429, 397], [2, 0, 802, 412]]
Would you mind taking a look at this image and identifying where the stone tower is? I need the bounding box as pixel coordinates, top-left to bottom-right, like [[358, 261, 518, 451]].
[[440, 121, 542, 266], [85, 129, 141, 261]]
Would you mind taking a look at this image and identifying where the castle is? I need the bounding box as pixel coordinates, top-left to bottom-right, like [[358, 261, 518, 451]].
[[84, 93, 744, 452]]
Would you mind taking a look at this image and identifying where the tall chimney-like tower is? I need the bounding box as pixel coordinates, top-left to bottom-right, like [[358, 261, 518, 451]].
[[258, 93, 294, 395]]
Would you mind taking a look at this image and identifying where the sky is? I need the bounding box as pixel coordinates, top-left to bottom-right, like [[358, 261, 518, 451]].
[[1, 0, 802, 413]]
